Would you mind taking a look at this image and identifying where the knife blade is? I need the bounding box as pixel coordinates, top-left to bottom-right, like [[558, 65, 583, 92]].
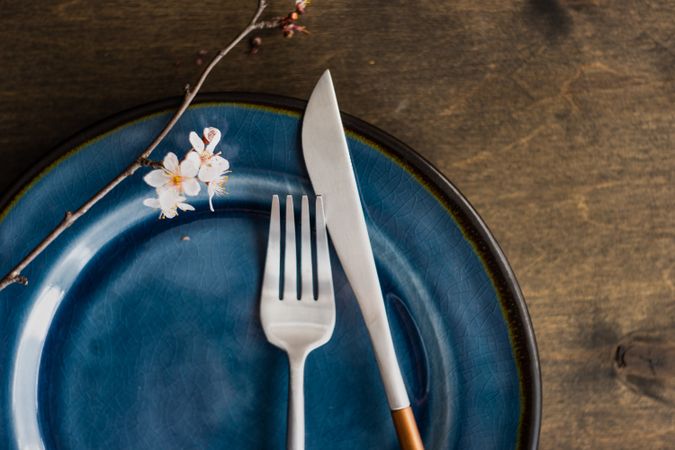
[[302, 70, 424, 449]]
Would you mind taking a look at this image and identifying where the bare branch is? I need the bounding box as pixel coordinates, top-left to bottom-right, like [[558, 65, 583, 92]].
[[0, 0, 299, 293], [138, 157, 164, 169]]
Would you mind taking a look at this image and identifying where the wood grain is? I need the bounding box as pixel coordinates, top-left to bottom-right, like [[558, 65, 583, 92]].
[[0, 0, 673, 448]]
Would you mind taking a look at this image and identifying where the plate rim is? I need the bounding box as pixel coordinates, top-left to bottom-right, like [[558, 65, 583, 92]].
[[0, 93, 541, 449]]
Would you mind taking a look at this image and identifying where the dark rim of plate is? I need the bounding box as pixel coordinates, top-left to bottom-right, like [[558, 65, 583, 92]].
[[0, 93, 542, 449]]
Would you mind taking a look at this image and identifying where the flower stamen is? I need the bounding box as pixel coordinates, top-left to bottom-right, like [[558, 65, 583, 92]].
[[170, 175, 183, 187]]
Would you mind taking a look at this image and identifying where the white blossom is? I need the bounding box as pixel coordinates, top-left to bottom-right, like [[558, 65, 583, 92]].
[[143, 188, 195, 219], [143, 152, 201, 196], [206, 172, 229, 212], [188, 127, 230, 181], [142, 126, 230, 218]]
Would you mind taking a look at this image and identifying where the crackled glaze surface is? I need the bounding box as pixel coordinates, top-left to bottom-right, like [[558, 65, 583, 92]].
[[0, 99, 538, 449]]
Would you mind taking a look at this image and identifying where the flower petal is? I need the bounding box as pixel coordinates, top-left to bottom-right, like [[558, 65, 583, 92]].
[[163, 208, 178, 219], [180, 157, 200, 178], [198, 165, 217, 183], [163, 152, 180, 173], [158, 188, 180, 208], [143, 170, 169, 188], [185, 150, 201, 168], [198, 163, 229, 183], [182, 177, 201, 196], [177, 202, 195, 212], [210, 155, 230, 171], [143, 198, 160, 208], [204, 127, 221, 153], [207, 182, 217, 212], [155, 185, 177, 198], [189, 131, 205, 152]]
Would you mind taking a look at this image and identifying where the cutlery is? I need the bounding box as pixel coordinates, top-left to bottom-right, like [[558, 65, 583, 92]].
[[260, 195, 336, 450], [301, 70, 424, 449]]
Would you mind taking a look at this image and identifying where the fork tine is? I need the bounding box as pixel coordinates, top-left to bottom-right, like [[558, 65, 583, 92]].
[[315, 196, 333, 300], [262, 195, 281, 300], [284, 195, 298, 300], [300, 195, 313, 300]]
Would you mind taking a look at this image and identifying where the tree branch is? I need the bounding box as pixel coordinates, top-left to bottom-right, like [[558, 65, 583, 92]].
[[0, 0, 299, 292]]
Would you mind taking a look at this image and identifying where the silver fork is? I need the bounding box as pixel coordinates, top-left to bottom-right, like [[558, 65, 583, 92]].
[[260, 195, 336, 450]]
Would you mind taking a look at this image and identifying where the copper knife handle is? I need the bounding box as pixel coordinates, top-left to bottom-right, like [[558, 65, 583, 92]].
[[391, 407, 424, 450]]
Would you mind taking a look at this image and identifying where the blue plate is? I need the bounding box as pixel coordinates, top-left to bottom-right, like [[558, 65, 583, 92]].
[[0, 95, 541, 449]]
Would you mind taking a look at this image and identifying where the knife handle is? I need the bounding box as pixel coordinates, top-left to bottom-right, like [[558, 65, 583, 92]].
[[391, 406, 424, 450]]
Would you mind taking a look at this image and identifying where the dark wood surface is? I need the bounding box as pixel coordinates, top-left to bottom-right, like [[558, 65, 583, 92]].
[[1, 0, 674, 448]]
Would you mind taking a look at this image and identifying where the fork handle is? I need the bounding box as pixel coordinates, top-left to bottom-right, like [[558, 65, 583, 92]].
[[288, 353, 307, 450], [392, 407, 424, 450]]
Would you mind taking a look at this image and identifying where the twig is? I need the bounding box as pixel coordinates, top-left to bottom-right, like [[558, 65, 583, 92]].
[[0, 0, 298, 292]]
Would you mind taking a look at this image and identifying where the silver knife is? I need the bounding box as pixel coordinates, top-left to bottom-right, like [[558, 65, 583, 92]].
[[302, 70, 424, 449]]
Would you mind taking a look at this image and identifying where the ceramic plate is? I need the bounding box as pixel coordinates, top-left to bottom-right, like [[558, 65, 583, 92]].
[[0, 94, 541, 449]]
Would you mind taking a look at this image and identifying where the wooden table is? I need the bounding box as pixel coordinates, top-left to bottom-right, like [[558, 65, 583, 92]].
[[1, 1, 673, 448]]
